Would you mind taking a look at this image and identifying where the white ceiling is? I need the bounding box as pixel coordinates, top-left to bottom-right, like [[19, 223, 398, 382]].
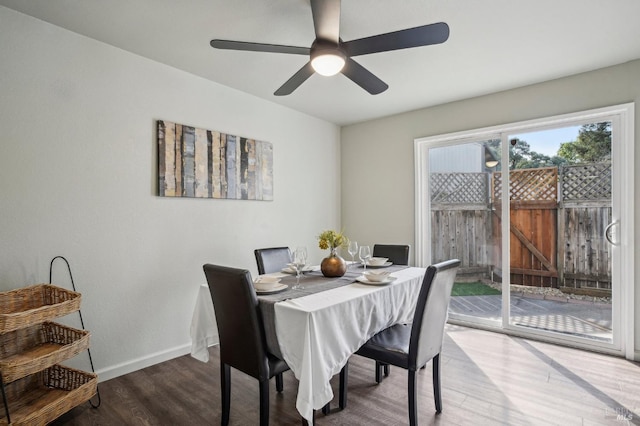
[[3, 0, 640, 126]]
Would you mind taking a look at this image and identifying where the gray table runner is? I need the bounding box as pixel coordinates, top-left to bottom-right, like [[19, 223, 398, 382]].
[[258, 265, 409, 358]]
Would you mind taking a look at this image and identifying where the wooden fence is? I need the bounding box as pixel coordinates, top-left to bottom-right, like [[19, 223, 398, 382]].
[[430, 172, 492, 275], [430, 162, 612, 294], [492, 167, 559, 287], [558, 162, 612, 293]]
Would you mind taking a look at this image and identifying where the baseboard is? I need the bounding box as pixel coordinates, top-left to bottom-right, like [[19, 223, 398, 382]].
[[95, 343, 192, 382]]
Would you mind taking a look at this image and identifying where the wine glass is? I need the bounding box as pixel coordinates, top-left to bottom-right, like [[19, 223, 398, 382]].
[[359, 245, 371, 272], [290, 246, 307, 289], [296, 246, 307, 266], [348, 241, 358, 266]]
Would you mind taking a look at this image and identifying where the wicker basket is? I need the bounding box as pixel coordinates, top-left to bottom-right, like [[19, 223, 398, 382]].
[[0, 322, 90, 383], [0, 364, 97, 426], [0, 285, 81, 333]]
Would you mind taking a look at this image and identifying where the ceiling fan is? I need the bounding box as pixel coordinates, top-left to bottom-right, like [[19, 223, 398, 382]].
[[210, 0, 449, 96]]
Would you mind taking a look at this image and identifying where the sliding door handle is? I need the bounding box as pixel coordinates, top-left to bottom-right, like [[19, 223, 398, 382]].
[[604, 221, 620, 246]]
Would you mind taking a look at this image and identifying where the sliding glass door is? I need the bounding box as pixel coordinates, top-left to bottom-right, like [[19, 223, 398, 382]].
[[427, 140, 503, 327], [504, 125, 613, 343], [414, 104, 634, 357]]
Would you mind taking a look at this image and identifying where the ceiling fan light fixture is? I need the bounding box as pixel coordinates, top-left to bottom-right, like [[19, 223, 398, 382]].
[[310, 46, 346, 76], [311, 53, 345, 76]]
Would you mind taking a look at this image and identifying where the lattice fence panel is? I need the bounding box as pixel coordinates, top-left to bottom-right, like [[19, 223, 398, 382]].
[[492, 167, 557, 203], [430, 172, 488, 203], [561, 162, 611, 201]]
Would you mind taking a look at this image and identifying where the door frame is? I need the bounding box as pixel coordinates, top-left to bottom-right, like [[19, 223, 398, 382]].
[[414, 103, 635, 359]]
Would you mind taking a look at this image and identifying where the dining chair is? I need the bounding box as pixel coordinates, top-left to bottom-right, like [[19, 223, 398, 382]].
[[372, 244, 410, 265], [370, 244, 411, 379], [202, 264, 290, 426], [350, 259, 461, 426], [254, 247, 292, 274]]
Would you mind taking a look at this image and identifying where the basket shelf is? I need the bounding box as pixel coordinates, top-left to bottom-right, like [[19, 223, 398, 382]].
[[1, 276, 97, 425], [0, 364, 97, 426], [0, 322, 90, 383], [0, 285, 81, 333]]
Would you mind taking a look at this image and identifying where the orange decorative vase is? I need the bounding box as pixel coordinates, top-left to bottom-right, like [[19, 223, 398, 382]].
[[320, 248, 347, 277]]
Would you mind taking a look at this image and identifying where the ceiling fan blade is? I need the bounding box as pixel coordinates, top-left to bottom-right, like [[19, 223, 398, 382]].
[[344, 22, 450, 57], [310, 0, 341, 43], [274, 62, 315, 96], [210, 39, 310, 55], [341, 58, 388, 95]]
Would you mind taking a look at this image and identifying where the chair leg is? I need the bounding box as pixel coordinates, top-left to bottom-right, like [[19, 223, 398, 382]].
[[375, 361, 382, 383], [301, 410, 316, 425], [433, 353, 442, 413], [408, 370, 418, 426], [259, 379, 270, 426], [339, 362, 348, 409], [322, 403, 330, 415], [276, 372, 284, 392], [383, 363, 390, 377], [221, 363, 230, 426]]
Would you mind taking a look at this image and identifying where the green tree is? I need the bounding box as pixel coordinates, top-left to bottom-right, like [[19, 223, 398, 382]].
[[507, 138, 566, 169], [485, 138, 567, 170], [508, 138, 529, 169], [557, 122, 611, 164]]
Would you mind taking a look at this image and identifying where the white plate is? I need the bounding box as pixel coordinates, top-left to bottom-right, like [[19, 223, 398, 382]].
[[254, 277, 282, 284], [364, 261, 393, 268], [281, 266, 315, 274], [255, 283, 288, 294], [356, 275, 397, 286]]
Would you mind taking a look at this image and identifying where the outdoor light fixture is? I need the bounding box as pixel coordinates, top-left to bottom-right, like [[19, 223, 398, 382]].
[[485, 147, 499, 168], [310, 41, 346, 76]]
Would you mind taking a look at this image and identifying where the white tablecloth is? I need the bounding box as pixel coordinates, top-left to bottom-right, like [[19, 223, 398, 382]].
[[190, 284, 218, 362], [190, 267, 426, 423]]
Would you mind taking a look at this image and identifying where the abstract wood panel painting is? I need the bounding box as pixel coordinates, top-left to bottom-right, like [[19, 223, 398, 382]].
[[157, 120, 273, 200]]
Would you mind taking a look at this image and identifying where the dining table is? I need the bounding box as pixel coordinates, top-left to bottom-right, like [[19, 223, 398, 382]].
[[190, 263, 427, 423]]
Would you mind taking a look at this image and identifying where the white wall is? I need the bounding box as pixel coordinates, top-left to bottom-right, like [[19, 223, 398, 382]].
[[0, 7, 341, 380], [341, 59, 640, 358]]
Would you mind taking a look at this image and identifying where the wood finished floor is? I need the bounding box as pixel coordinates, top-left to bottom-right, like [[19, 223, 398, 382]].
[[51, 325, 640, 425]]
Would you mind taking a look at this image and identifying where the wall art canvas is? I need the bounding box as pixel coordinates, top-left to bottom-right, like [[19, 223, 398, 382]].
[[157, 120, 273, 200]]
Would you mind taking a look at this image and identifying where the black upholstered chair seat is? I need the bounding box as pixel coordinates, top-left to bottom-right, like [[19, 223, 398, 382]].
[[356, 323, 411, 369], [267, 353, 289, 377]]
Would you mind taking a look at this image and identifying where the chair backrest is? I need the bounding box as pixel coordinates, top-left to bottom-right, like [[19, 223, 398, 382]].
[[202, 264, 271, 381], [408, 259, 460, 369], [254, 247, 292, 274], [372, 244, 410, 265]]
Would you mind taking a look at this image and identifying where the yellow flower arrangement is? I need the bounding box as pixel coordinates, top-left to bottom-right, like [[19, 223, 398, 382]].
[[317, 230, 349, 250]]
